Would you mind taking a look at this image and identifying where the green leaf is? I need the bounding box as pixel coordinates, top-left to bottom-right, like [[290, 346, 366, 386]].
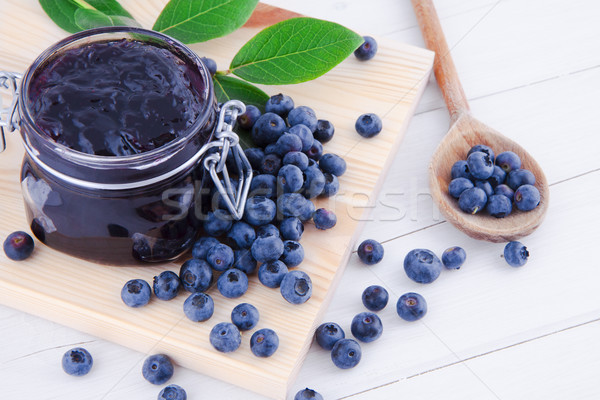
[[213, 74, 269, 112], [229, 17, 364, 85], [39, 0, 138, 33], [153, 0, 259, 44]]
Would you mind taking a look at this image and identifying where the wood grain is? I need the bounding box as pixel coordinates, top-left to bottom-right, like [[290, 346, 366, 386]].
[[0, 1, 434, 398]]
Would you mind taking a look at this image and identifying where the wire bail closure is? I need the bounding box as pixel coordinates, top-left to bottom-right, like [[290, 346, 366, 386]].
[[0, 71, 21, 153], [204, 100, 252, 220]]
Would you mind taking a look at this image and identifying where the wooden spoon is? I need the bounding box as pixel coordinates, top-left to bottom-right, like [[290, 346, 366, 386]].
[[411, 0, 549, 243]]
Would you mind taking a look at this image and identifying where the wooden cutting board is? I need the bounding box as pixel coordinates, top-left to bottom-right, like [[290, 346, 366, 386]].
[[0, 1, 433, 398]]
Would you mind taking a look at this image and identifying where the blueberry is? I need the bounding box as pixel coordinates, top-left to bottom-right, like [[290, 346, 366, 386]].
[[153, 271, 181, 301], [283, 151, 309, 171], [259, 153, 282, 176], [231, 303, 259, 331], [244, 196, 276, 226], [279, 217, 304, 241], [404, 249, 442, 284], [350, 312, 383, 342], [251, 112, 286, 147], [233, 249, 257, 274], [361, 285, 389, 311], [475, 180, 493, 198], [488, 165, 507, 187], [121, 279, 151, 307], [179, 259, 213, 293], [258, 260, 289, 288], [264, 143, 278, 155], [227, 222, 256, 249], [496, 151, 521, 173], [217, 268, 249, 298], [203, 210, 232, 236], [191, 236, 220, 260], [256, 223, 280, 238], [514, 184, 540, 211], [206, 243, 234, 272], [441, 246, 466, 269], [467, 144, 495, 164], [298, 199, 316, 222], [237, 106, 262, 131], [251, 235, 284, 263], [249, 174, 277, 199], [458, 187, 488, 214], [320, 173, 339, 198], [275, 132, 303, 156], [281, 240, 304, 267], [494, 184, 515, 202], [450, 160, 472, 180], [354, 36, 378, 61], [302, 165, 326, 198], [487, 194, 513, 218], [331, 338, 362, 369], [288, 106, 318, 133], [245, 147, 265, 171], [448, 177, 474, 198], [278, 193, 310, 219], [142, 354, 173, 385], [355, 113, 382, 138], [158, 384, 187, 400], [209, 322, 241, 353], [295, 388, 324, 400], [200, 57, 217, 76], [3, 231, 34, 261], [62, 347, 93, 376], [396, 292, 427, 321], [507, 168, 536, 190], [504, 241, 529, 267], [315, 322, 345, 350], [250, 328, 279, 357], [265, 93, 294, 117], [319, 153, 347, 176], [183, 292, 214, 322], [357, 239, 384, 265], [313, 208, 337, 230], [314, 119, 335, 143], [278, 164, 304, 193], [286, 124, 313, 152], [280, 270, 312, 304], [466, 151, 494, 180], [305, 139, 323, 161]]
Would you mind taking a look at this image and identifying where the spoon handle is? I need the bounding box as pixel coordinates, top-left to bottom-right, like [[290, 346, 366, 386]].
[[412, 0, 470, 122]]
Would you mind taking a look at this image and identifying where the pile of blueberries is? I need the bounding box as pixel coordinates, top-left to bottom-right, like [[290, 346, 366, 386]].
[[449, 145, 541, 217]]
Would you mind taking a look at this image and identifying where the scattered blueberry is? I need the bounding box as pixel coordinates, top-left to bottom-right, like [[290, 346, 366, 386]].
[[504, 241, 529, 267], [305, 139, 323, 161], [233, 249, 257, 274], [314, 119, 334, 143], [251, 235, 284, 263], [494, 184, 515, 202], [251, 112, 286, 147], [264, 143, 278, 155], [258, 260, 289, 288], [280, 270, 312, 304], [62, 347, 93, 376], [331, 338, 362, 369], [298, 198, 316, 222], [475, 180, 493, 198], [357, 239, 384, 265], [3, 231, 34, 261], [279, 217, 304, 241], [404, 249, 443, 284], [238, 107, 262, 131], [142, 354, 174, 385], [507, 168, 536, 190], [288, 106, 318, 133], [354, 36, 378, 61], [488, 165, 507, 187], [217, 268, 249, 298], [283, 151, 309, 171], [487, 194, 513, 218], [281, 240, 304, 267], [179, 259, 213, 293], [265, 93, 294, 117], [183, 292, 214, 322], [458, 187, 488, 214], [278, 193, 311, 218], [514, 184, 540, 211], [448, 177, 474, 198], [250, 328, 279, 357], [355, 113, 382, 138], [259, 153, 282, 176], [361, 285, 389, 311], [466, 151, 494, 180], [467, 144, 495, 164], [289, 124, 315, 152], [294, 388, 324, 400], [351, 312, 383, 342], [209, 322, 241, 353], [249, 174, 277, 199], [158, 384, 187, 400], [278, 164, 304, 193], [191, 237, 220, 260], [450, 160, 471, 180], [275, 132, 303, 156], [244, 196, 276, 226], [153, 271, 181, 301], [441, 246, 466, 269], [226, 221, 256, 250], [320, 173, 340, 197], [302, 165, 326, 198], [315, 322, 345, 350], [200, 57, 217, 76], [121, 279, 152, 307], [313, 208, 337, 230], [231, 303, 260, 331], [495, 151, 521, 173], [396, 292, 427, 321], [319, 153, 347, 176], [256, 223, 280, 238], [203, 209, 233, 237], [207, 243, 235, 272]]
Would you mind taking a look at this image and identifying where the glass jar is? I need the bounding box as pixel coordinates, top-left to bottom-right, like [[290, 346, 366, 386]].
[[1, 27, 251, 264]]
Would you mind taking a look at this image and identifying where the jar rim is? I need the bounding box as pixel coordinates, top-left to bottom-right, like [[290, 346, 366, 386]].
[[19, 26, 214, 166]]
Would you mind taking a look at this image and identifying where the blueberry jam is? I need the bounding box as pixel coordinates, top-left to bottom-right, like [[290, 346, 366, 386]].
[[28, 39, 205, 156]]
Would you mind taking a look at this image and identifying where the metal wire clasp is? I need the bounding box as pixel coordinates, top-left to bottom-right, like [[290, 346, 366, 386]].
[[203, 100, 252, 220], [0, 71, 22, 153]]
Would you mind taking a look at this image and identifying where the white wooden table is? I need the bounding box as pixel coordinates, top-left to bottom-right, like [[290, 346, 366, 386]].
[[2, 0, 600, 399]]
